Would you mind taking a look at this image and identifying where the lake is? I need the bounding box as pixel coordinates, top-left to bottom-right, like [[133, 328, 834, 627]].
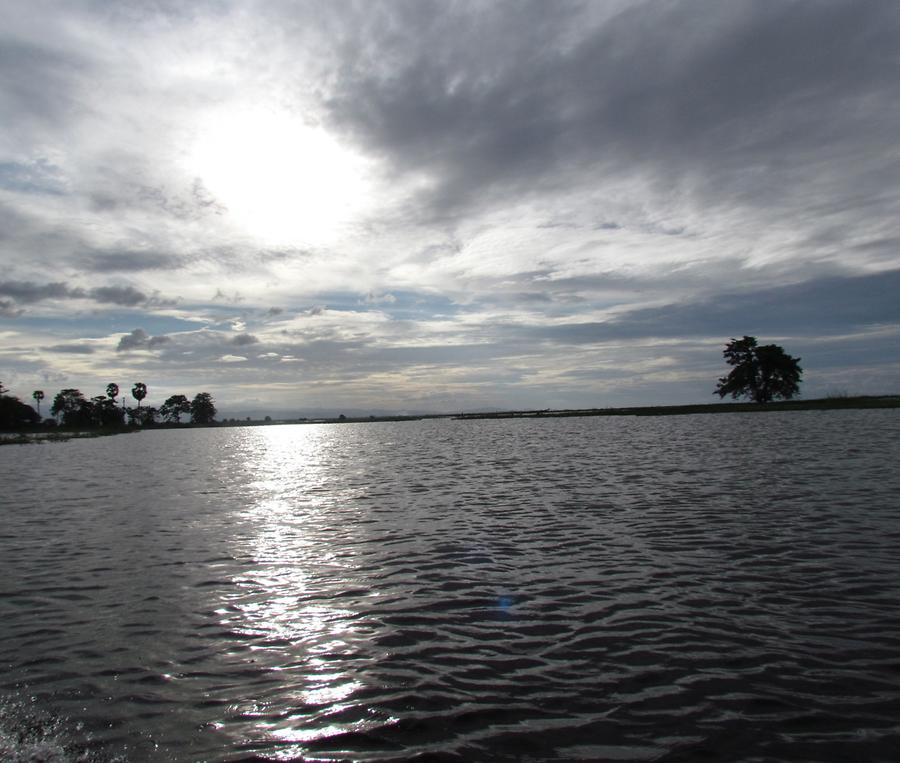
[[1, 410, 899, 762]]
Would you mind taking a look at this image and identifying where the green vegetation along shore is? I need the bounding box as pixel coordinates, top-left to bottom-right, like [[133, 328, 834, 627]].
[[0, 429, 139, 446], [453, 395, 900, 420], [2, 394, 897, 446]]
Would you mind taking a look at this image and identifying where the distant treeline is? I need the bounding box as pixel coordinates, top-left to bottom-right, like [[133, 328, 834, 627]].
[[454, 395, 900, 420], [0, 381, 216, 430]]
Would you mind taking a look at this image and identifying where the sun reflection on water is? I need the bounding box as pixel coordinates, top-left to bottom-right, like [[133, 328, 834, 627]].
[[214, 424, 385, 752]]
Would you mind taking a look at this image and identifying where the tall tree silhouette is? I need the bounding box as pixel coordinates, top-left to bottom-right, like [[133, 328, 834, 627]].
[[32, 390, 44, 416], [1, 385, 40, 428], [190, 392, 217, 425], [714, 336, 802, 403], [50, 389, 91, 426], [132, 382, 147, 410], [106, 383, 119, 404], [160, 394, 191, 423]]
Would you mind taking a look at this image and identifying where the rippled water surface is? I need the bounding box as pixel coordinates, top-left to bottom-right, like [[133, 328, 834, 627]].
[[2, 411, 900, 762]]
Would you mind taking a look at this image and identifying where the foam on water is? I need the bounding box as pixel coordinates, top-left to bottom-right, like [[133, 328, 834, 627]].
[[0, 696, 125, 762]]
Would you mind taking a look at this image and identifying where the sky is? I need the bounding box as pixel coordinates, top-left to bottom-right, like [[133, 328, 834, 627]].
[[1, 0, 898, 417]]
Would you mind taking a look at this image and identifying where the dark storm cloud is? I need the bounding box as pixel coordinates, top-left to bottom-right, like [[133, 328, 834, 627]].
[[0, 281, 76, 303], [117, 328, 171, 352], [323, 0, 900, 216], [231, 333, 259, 346], [88, 285, 147, 307], [0, 280, 175, 309], [625, 268, 900, 338], [528, 269, 900, 345], [93, 286, 176, 308]]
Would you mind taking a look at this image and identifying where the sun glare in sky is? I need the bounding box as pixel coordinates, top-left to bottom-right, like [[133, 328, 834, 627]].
[[188, 107, 374, 246]]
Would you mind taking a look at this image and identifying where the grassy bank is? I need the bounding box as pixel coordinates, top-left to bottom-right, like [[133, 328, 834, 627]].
[[3, 396, 896, 440], [0, 427, 138, 445], [454, 395, 900, 420]]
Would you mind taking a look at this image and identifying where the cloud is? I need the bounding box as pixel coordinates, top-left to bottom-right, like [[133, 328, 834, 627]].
[[522, 268, 900, 345], [213, 289, 244, 303], [46, 343, 95, 354], [88, 285, 147, 307], [364, 292, 397, 305], [117, 328, 171, 352], [84, 250, 186, 273], [0, 299, 24, 318], [0, 279, 176, 310], [0, 281, 77, 303], [0, 2, 898, 412], [0, 32, 89, 140], [322, 1, 900, 223], [131, 178, 226, 221]]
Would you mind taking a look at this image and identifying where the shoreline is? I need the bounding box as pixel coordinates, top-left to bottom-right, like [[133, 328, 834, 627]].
[[0, 428, 138, 446], [2, 395, 897, 442], [452, 394, 900, 421]]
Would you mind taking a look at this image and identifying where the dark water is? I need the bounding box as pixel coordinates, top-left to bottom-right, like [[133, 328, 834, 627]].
[[1, 411, 899, 762]]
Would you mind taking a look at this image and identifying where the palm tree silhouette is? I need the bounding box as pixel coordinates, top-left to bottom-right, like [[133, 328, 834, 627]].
[[107, 383, 119, 403], [132, 382, 147, 409], [32, 390, 44, 416]]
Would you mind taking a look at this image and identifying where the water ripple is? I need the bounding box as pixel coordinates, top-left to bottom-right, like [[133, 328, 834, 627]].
[[1, 411, 899, 761]]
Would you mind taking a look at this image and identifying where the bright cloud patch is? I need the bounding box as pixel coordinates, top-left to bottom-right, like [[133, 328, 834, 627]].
[[185, 105, 377, 246]]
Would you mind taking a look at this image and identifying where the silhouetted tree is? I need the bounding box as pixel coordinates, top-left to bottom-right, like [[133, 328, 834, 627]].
[[50, 389, 93, 426], [91, 394, 125, 427], [190, 392, 217, 425], [106, 383, 119, 403], [126, 405, 157, 427], [131, 382, 147, 409], [1, 386, 40, 429], [160, 394, 191, 423], [32, 390, 44, 416], [90, 396, 106, 424], [714, 336, 802, 403]]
